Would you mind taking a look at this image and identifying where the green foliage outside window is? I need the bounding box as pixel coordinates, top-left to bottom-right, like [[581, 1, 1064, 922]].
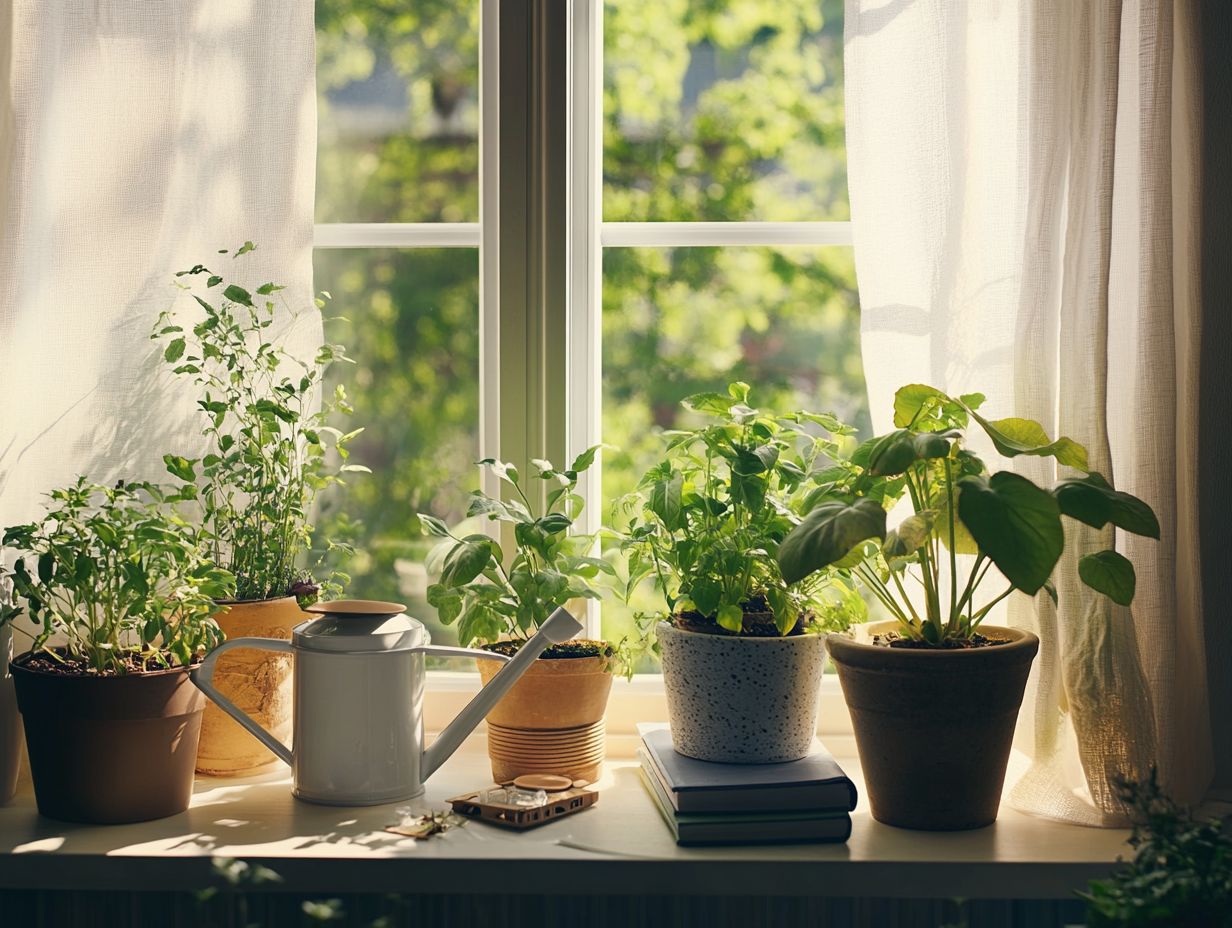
[[312, 0, 867, 653]]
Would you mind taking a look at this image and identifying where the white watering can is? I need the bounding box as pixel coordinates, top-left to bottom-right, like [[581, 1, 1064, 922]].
[[191, 599, 582, 805]]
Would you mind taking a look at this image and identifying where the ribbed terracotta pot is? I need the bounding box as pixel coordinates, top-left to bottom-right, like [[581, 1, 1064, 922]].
[[827, 624, 1039, 831], [478, 648, 612, 782], [658, 620, 827, 764], [196, 596, 305, 776], [12, 655, 205, 823]]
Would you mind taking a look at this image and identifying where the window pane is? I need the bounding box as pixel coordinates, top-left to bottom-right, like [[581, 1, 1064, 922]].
[[316, 1, 480, 223], [600, 247, 868, 664], [315, 249, 479, 648], [603, 0, 847, 222]]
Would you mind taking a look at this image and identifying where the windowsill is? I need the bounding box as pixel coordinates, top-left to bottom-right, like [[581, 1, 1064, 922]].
[[0, 736, 1130, 900]]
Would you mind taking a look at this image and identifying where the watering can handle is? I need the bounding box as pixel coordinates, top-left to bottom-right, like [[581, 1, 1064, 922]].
[[191, 638, 294, 766]]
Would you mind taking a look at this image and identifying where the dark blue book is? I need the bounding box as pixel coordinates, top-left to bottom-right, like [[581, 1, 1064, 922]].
[[639, 764, 852, 846], [638, 724, 857, 815]]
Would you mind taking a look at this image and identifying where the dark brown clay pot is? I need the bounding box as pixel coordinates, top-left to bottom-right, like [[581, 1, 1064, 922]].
[[12, 654, 206, 824], [827, 625, 1039, 831]]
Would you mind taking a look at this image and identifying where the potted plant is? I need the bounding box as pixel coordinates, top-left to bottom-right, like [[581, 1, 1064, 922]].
[[154, 245, 363, 776], [777, 384, 1160, 829], [422, 448, 623, 783], [0, 478, 233, 823], [618, 383, 868, 764]]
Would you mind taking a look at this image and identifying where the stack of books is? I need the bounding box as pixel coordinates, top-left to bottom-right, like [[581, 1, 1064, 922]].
[[638, 724, 857, 846]]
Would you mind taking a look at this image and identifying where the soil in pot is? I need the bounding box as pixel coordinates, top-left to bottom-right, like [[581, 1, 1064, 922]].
[[476, 640, 614, 781], [196, 596, 305, 776], [658, 612, 827, 764], [12, 650, 206, 824], [827, 625, 1039, 831]]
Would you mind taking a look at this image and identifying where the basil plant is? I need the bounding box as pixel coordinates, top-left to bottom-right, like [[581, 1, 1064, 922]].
[[421, 447, 612, 649], [617, 383, 869, 637], [0, 478, 234, 673], [776, 384, 1160, 644]]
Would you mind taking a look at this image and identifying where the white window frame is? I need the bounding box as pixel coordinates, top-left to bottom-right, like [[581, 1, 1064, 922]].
[[314, 2, 856, 732]]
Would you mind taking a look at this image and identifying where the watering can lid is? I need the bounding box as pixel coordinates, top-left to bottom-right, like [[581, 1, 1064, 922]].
[[295, 600, 426, 652]]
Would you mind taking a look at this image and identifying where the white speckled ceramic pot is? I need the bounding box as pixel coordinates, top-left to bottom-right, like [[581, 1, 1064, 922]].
[[657, 621, 827, 764]]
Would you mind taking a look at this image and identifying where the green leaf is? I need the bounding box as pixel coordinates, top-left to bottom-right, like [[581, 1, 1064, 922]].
[[538, 512, 572, 535], [777, 498, 888, 584], [1079, 550, 1137, 606], [569, 444, 602, 474], [439, 539, 494, 587], [689, 577, 722, 617], [893, 384, 968, 431], [866, 430, 953, 476], [957, 471, 1064, 594], [478, 458, 519, 485], [36, 553, 54, 584], [234, 241, 256, 257], [426, 585, 463, 624], [867, 430, 917, 476], [163, 337, 186, 363], [681, 391, 734, 417], [163, 454, 197, 482], [932, 481, 980, 555], [882, 511, 935, 558], [649, 473, 684, 531], [418, 514, 451, 537], [716, 603, 743, 632], [970, 413, 1090, 472], [1054, 473, 1160, 539], [467, 495, 512, 522], [223, 284, 253, 306]]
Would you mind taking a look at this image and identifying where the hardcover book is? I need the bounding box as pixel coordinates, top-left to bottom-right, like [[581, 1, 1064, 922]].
[[639, 764, 852, 846], [638, 724, 857, 814]]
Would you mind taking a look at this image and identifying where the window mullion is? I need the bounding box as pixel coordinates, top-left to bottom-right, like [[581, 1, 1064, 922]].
[[566, 0, 604, 639]]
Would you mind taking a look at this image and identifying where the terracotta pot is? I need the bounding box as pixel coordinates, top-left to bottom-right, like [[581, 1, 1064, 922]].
[[477, 650, 612, 781], [196, 596, 305, 776], [12, 655, 205, 823], [827, 624, 1040, 831], [657, 620, 827, 763]]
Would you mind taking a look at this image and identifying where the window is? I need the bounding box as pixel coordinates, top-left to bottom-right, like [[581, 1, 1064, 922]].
[[312, 1, 866, 671], [313, 1, 482, 648]]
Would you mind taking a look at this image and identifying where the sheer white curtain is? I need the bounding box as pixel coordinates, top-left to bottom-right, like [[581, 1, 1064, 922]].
[[845, 0, 1210, 824], [0, 1, 319, 529]]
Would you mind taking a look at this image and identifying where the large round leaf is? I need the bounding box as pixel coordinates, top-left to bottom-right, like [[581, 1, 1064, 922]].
[[1078, 550, 1137, 606], [777, 498, 887, 584], [957, 472, 1064, 594], [1054, 473, 1160, 539]]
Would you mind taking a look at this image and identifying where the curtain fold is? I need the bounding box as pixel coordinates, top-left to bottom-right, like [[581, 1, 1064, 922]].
[[0, 2, 319, 529], [845, 0, 1211, 824]]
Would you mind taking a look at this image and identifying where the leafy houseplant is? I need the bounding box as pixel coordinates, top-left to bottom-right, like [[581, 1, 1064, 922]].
[[1083, 771, 1232, 928], [777, 383, 1161, 829], [0, 478, 233, 823], [154, 244, 365, 776], [618, 383, 866, 763], [422, 448, 618, 782]]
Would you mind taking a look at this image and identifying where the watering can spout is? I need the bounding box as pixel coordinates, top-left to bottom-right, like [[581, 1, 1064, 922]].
[[421, 607, 583, 780]]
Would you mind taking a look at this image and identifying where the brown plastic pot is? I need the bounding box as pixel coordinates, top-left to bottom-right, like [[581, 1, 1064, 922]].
[[477, 649, 612, 781], [196, 596, 305, 776], [827, 624, 1039, 831], [12, 654, 206, 824]]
